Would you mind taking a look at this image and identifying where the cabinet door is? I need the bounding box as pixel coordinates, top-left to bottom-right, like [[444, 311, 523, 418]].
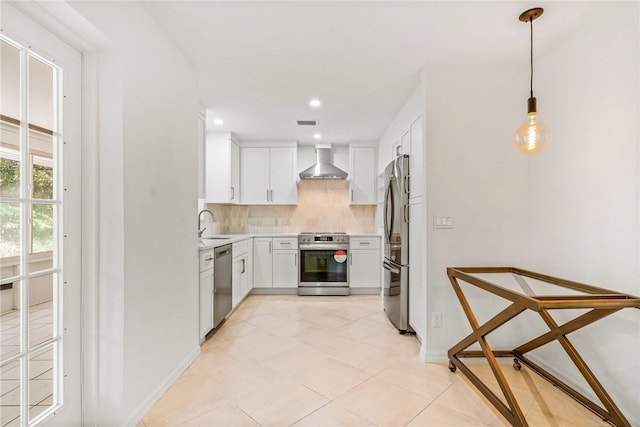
[[232, 256, 243, 308], [400, 130, 411, 157], [230, 141, 240, 203], [240, 254, 251, 299], [409, 116, 423, 199], [205, 133, 233, 203], [242, 244, 253, 298], [241, 147, 270, 204], [269, 147, 297, 204], [252, 238, 273, 288], [349, 147, 376, 205], [273, 249, 298, 288], [199, 269, 214, 339], [350, 250, 380, 288], [408, 199, 425, 337]]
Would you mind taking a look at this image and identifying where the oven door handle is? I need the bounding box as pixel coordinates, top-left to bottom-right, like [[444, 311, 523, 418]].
[[299, 245, 349, 251], [383, 260, 401, 274]]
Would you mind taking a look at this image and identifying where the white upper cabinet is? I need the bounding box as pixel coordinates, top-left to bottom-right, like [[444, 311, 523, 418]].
[[241, 147, 270, 204], [205, 132, 240, 204], [230, 141, 240, 202], [408, 116, 423, 199], [241, 143, 297, 205], [349, 145, 376, 205]]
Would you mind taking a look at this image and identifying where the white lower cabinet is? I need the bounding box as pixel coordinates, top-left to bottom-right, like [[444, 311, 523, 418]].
[[253, 238, 273, 288], [232, 240, 252, 308], [273, 249, 298, 288], [349, 237, 381, 290], [199, 249, 214, 341], [252, 237, 298, 288]]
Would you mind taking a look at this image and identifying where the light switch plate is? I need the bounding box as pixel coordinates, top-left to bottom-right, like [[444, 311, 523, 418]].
[[433, 215, 454, 229]]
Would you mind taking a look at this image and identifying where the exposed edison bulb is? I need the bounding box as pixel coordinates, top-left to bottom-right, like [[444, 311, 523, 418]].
[[514, 111, 552, 154]]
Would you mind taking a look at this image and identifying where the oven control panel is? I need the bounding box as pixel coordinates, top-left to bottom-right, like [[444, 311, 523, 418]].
[[298, 233, 349, 244]]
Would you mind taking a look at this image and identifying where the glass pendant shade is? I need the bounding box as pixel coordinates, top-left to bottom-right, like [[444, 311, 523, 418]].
[[514, 111, 552, 153]]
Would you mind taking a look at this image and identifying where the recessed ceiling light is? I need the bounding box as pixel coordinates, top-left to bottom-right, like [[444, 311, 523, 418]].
[[309, 99, 321, 108], [213, 118, 224, 125], [313, 133, 322, 140]]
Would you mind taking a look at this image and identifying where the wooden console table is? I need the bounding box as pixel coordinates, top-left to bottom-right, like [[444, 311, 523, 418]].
[[446, 267, 640, 427]]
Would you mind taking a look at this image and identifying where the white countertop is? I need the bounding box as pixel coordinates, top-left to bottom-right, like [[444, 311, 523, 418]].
[[199, 233, 380, 250]]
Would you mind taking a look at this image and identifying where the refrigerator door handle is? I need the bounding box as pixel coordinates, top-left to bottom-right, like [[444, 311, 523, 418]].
[[384, 179, 394, 242], [383, 260, 401, 274]]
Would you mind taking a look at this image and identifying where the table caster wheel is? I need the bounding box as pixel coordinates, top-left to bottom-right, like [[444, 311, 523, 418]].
[[513, 358, 522, 371], [448, 361, 457, 372]]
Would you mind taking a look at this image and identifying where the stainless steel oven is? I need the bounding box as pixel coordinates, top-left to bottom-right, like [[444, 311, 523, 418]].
[[298, 232, 349, 296]]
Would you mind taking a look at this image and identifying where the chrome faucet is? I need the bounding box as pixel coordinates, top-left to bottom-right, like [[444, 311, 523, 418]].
[[198, 209, 216, 238]]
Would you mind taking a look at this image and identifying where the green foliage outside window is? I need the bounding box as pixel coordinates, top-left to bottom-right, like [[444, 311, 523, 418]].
[[0, 157, 54, 257], [0, 157, 20, 198]]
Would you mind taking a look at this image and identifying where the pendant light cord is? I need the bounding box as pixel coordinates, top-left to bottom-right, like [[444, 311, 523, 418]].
[[530, 17, 534, 98]]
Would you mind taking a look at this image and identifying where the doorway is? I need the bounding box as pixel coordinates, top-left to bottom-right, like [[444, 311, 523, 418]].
[[1, 4, 82, 426]]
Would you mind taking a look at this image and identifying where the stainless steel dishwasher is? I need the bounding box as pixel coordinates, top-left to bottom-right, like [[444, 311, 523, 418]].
[[213, 244, 232, 328]]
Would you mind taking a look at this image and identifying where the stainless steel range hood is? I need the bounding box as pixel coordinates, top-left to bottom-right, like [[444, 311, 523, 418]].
[[299, 146, 348, 180]]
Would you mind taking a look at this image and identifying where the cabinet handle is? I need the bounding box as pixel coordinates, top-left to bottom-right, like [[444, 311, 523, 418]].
[[269, 241, 272, 253], [230, 186, 235, 200], [205, 256, 214, 261], [359, 242, 370, 245], [270, 189, 273, 202], [241, 258, 245, 274], [267, 189, 270, 202], [351, 189, 354, 202]]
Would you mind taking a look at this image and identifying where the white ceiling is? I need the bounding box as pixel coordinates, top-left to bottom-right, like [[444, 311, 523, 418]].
[[143, 1, 606, 144]]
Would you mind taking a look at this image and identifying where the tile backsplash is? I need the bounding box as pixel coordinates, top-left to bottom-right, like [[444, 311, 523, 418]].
[[206, 180, 376, 234]]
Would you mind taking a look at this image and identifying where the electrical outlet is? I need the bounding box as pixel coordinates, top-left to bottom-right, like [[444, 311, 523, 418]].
[[432, 311, 442, 328]]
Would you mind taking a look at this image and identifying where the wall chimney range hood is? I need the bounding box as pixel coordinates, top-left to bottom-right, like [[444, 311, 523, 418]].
[[299, 145, 348, 180]]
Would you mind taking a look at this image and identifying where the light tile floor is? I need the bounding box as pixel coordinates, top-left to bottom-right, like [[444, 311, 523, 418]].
[[140, 295, 609, 427], [0, 301, 55, 427]]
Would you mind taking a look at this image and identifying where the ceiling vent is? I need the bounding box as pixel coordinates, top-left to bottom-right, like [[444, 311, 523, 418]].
[[296, 120, 318, 126]]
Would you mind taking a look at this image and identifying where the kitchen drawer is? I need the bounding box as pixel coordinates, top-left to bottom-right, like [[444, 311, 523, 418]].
[[273, 237, 298, 250], [350, 236, 380, 250], [232, 239, 251, 257], [199, 249, 214, 272]]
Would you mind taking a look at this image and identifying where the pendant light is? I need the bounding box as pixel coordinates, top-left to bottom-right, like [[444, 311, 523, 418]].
[[514, 7, 552, 154]]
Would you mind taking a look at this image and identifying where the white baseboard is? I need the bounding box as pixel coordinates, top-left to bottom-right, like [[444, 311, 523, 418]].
[[250, 288, 298, 295], [125, 346, 201, 427], [349, 287, 380, 295], [424, 351, 449, 363]]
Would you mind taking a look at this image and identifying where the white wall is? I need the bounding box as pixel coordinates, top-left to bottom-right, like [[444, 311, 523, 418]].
[[526, 3, 639, 422], [423, 63, 529, 361], [67, 2, 201, 424]]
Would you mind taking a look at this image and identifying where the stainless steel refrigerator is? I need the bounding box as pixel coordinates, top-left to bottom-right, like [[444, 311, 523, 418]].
[[382, 155, 412, 333]]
